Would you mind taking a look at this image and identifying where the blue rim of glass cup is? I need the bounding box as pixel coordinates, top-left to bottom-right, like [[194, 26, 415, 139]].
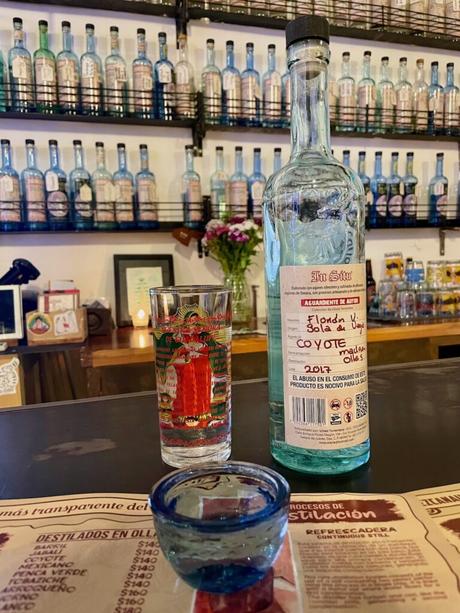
[[149, 461, 290, 534]]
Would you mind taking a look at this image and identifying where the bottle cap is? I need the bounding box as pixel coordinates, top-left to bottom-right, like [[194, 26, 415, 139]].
[[246, 42, 254, 49], [25, 139, 35, 145], [117, 143, 126, 148], [447, 62, 454, 68], [358, 150, 365, 155], [62, 21, 71, 28], [226, 40, 234, 46], [235, 146, 243, 151], [416, 58, 424, 63], [436, 152, 443, 158], [185, 145, 194, 150], [95, 141, 104, 147], [254, 147, 261, 153], [400, 57, 407, 62], [364, 50, 371, 57], [86, 23, 95, 30], [274, 147, 281, 152], [1, 139, 10, 145], [285, 15, 329, 48], [159, 32, 167, 38], [49, 140, 58, 145], [391, 151, 398, 156], [207, 38, 214, 44], [342, 51, 350, 58], [137, 28, 146, 35], [407, 151, 414, 156], [13, 17, 23, 25], [216, 146, 224, 151], [73, 140, 82, 146], [140, 144, 148, 149], [39, 20, 48, 27], [343, 150, 350, 154], [110, 26, 119, 32], [431, 61, 439, 66], [268, 43, 276, 50], [376, 151, 382, 155], [381, 56, 389, 62]]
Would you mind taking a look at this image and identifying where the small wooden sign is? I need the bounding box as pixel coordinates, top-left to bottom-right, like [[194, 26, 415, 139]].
[[0, 356, 23, 409]]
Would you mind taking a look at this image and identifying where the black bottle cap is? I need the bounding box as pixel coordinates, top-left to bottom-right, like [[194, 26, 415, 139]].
[[364, 50, 371, 56], [358, 151, 365, 155], [432, 61, 439, 66], [254, 147, 261, 153], [235, 146, 243, 151], [274, 147, 281, 152], [38, 20, 48, 27], [206, 38, 214, 44], [375, 151, 382, 155], [95, 141, 104, 147], [216, 146, 224, 151], [407, 151, 414, 156], [343, 149, 350, 154], [226, 40, 234, 46], [140, 144, 148, 149], [436, 152, 443, 158], [285, 15, 329, 48], [447, 62, 454, 68], [13, 17, 23, 25], [185, 145, 194, 150], [246, 42, 254, 49], [342, 51, 350, 58], [86, 24, 95, 30], [400, 57, 407, 62], [159, 32, 167, 38], [73, 140, 82, 146], [49, 140, 58, 145], [25, 139, 35, 145], [1, 139, 10, 145], [62, 21, 71, 28], [268, 43, 276, 50], [391, 151, 398, 156], [381, 56, 389, 61], [137, 28, 146, 35], [117, 143, 125, 149], [110, 26, 119, 32]]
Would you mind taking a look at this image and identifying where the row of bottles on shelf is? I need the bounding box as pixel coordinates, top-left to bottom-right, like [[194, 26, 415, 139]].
[[0, 139, 159, 231], [2, 19, 193, 119], [3, 19, 459, 135], [366, 254, 460, 320], [194, 0, 460, 37]]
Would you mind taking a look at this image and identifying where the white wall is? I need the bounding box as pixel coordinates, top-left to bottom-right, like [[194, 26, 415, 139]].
[[0, 2, 459, 318]]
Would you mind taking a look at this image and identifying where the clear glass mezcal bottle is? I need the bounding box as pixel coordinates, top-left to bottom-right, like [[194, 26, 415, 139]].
[[263, 15, 369, 475]]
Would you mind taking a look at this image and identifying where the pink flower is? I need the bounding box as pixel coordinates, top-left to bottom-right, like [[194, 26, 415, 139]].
[[228, 230, 249, 242]]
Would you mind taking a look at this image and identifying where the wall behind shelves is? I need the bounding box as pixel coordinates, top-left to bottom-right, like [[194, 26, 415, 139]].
[[0, 2, 459, 320]]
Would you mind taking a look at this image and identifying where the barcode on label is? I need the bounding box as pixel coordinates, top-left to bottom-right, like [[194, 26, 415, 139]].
[[290, 397, 326, 425]]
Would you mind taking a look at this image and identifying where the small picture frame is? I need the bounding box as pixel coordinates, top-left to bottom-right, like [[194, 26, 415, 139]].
[[114, 255, 174, 327], [0, 285, 23, 341]]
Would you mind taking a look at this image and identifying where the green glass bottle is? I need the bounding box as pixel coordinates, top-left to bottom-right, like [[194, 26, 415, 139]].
[[34, 20, 57, 113]]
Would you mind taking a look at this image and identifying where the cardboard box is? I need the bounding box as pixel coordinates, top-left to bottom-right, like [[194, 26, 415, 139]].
[[26, 308, 88, 346]]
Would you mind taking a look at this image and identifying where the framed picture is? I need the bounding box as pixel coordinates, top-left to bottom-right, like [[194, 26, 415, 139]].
[[0, 285, 24, 341], [114, 255, 174, 327]]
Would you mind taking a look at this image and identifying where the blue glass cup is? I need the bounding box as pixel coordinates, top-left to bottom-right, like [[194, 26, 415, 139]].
[[148, 461, 290, 594]]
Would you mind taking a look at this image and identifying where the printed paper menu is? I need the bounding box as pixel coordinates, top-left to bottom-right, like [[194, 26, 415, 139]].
[[0, 485, 459, 612]]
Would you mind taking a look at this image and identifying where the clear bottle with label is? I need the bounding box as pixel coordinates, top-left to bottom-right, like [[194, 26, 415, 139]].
[[80, 24, 103, 116], [428, 152, 448, 225], [428, 61, 444, 134], [390, 0, 407, 30], [70, 140, 94, 231], [0, 139, 22, 231], [0, 52, 5, 113], [154, 32, 175, 121], [445, 0, 460, 37], [402, 152, 418, 227], [273, 147, 282, 173], [113, 143, 135, 230], [21, 139, 47, 231], [371, 0, 390, 27], [263, 16, 369, 475], [357, 151, 371, 226], [409, 0, 427, 32], [337, 52, 355, 132], [105, 26, 128, 117], [182, 144, 203, 229], [357, 50, 376, 132], [57, 21, 80, 115], [413, 59, 429, 133], [136, 144, 159, 230], [387, 152, 403, 227], [376, 56, 395, 133], [201, 38, 221, 124], [444, 63, 458, 136], [342, 149, 350, 168], [281, 62, 291, 128], [34, 20, 57, 114], [230, 146, 248, 217], [8, 17, 34, 112], [210, 146, 230, 220], [370, 151, 387, 228], [429, 0, 445, 34], [45, 139, 70, 230], [175, 34, 195, 119], [222, 40, 241, 126], [241, 43, 261, 126], [132, 28, 154, 119], [350, 0, 370, 27], [394, 57, 412, 134], [249, 148, 266, 221], [262, 44, 282, 126], [92, 142, 115, 231]]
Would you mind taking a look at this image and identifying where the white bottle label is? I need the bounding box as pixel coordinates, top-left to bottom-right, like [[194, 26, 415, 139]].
[[35, 58, 57, 104], [185, 179, 202, 221], [176, 64, 190, 86], [242, 75, 260, 119], [47, 191, 69, 217], [0, 175, 21, 223], [203, 72, 221, 117], [25, 176, 46, 222], [434, 181, 445, 196], [137, 178, 158, 221], [263, 73, 282, 119], [230, 181, 248, 208], [388, 194, 403, 217], [133, 64, 153, 92], [81, 58, 102, 107], [280, 263, 369, 451], [158, 64, 172, 84], [12, 56, 32, 81], [357, 84, 376, 124], [93, 178, 115, 223], [114, 178, 134, 222], [45, 172, 59, 192]]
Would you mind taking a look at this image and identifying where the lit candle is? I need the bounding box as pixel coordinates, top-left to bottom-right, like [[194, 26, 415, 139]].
[[131, 308, 149, 328]]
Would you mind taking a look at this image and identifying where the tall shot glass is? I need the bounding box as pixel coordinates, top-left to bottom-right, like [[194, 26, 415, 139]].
[[150, 286, 232, 467]]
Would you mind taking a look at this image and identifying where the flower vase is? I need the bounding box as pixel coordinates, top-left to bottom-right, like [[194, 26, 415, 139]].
[[224, 271, 252, 332]]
